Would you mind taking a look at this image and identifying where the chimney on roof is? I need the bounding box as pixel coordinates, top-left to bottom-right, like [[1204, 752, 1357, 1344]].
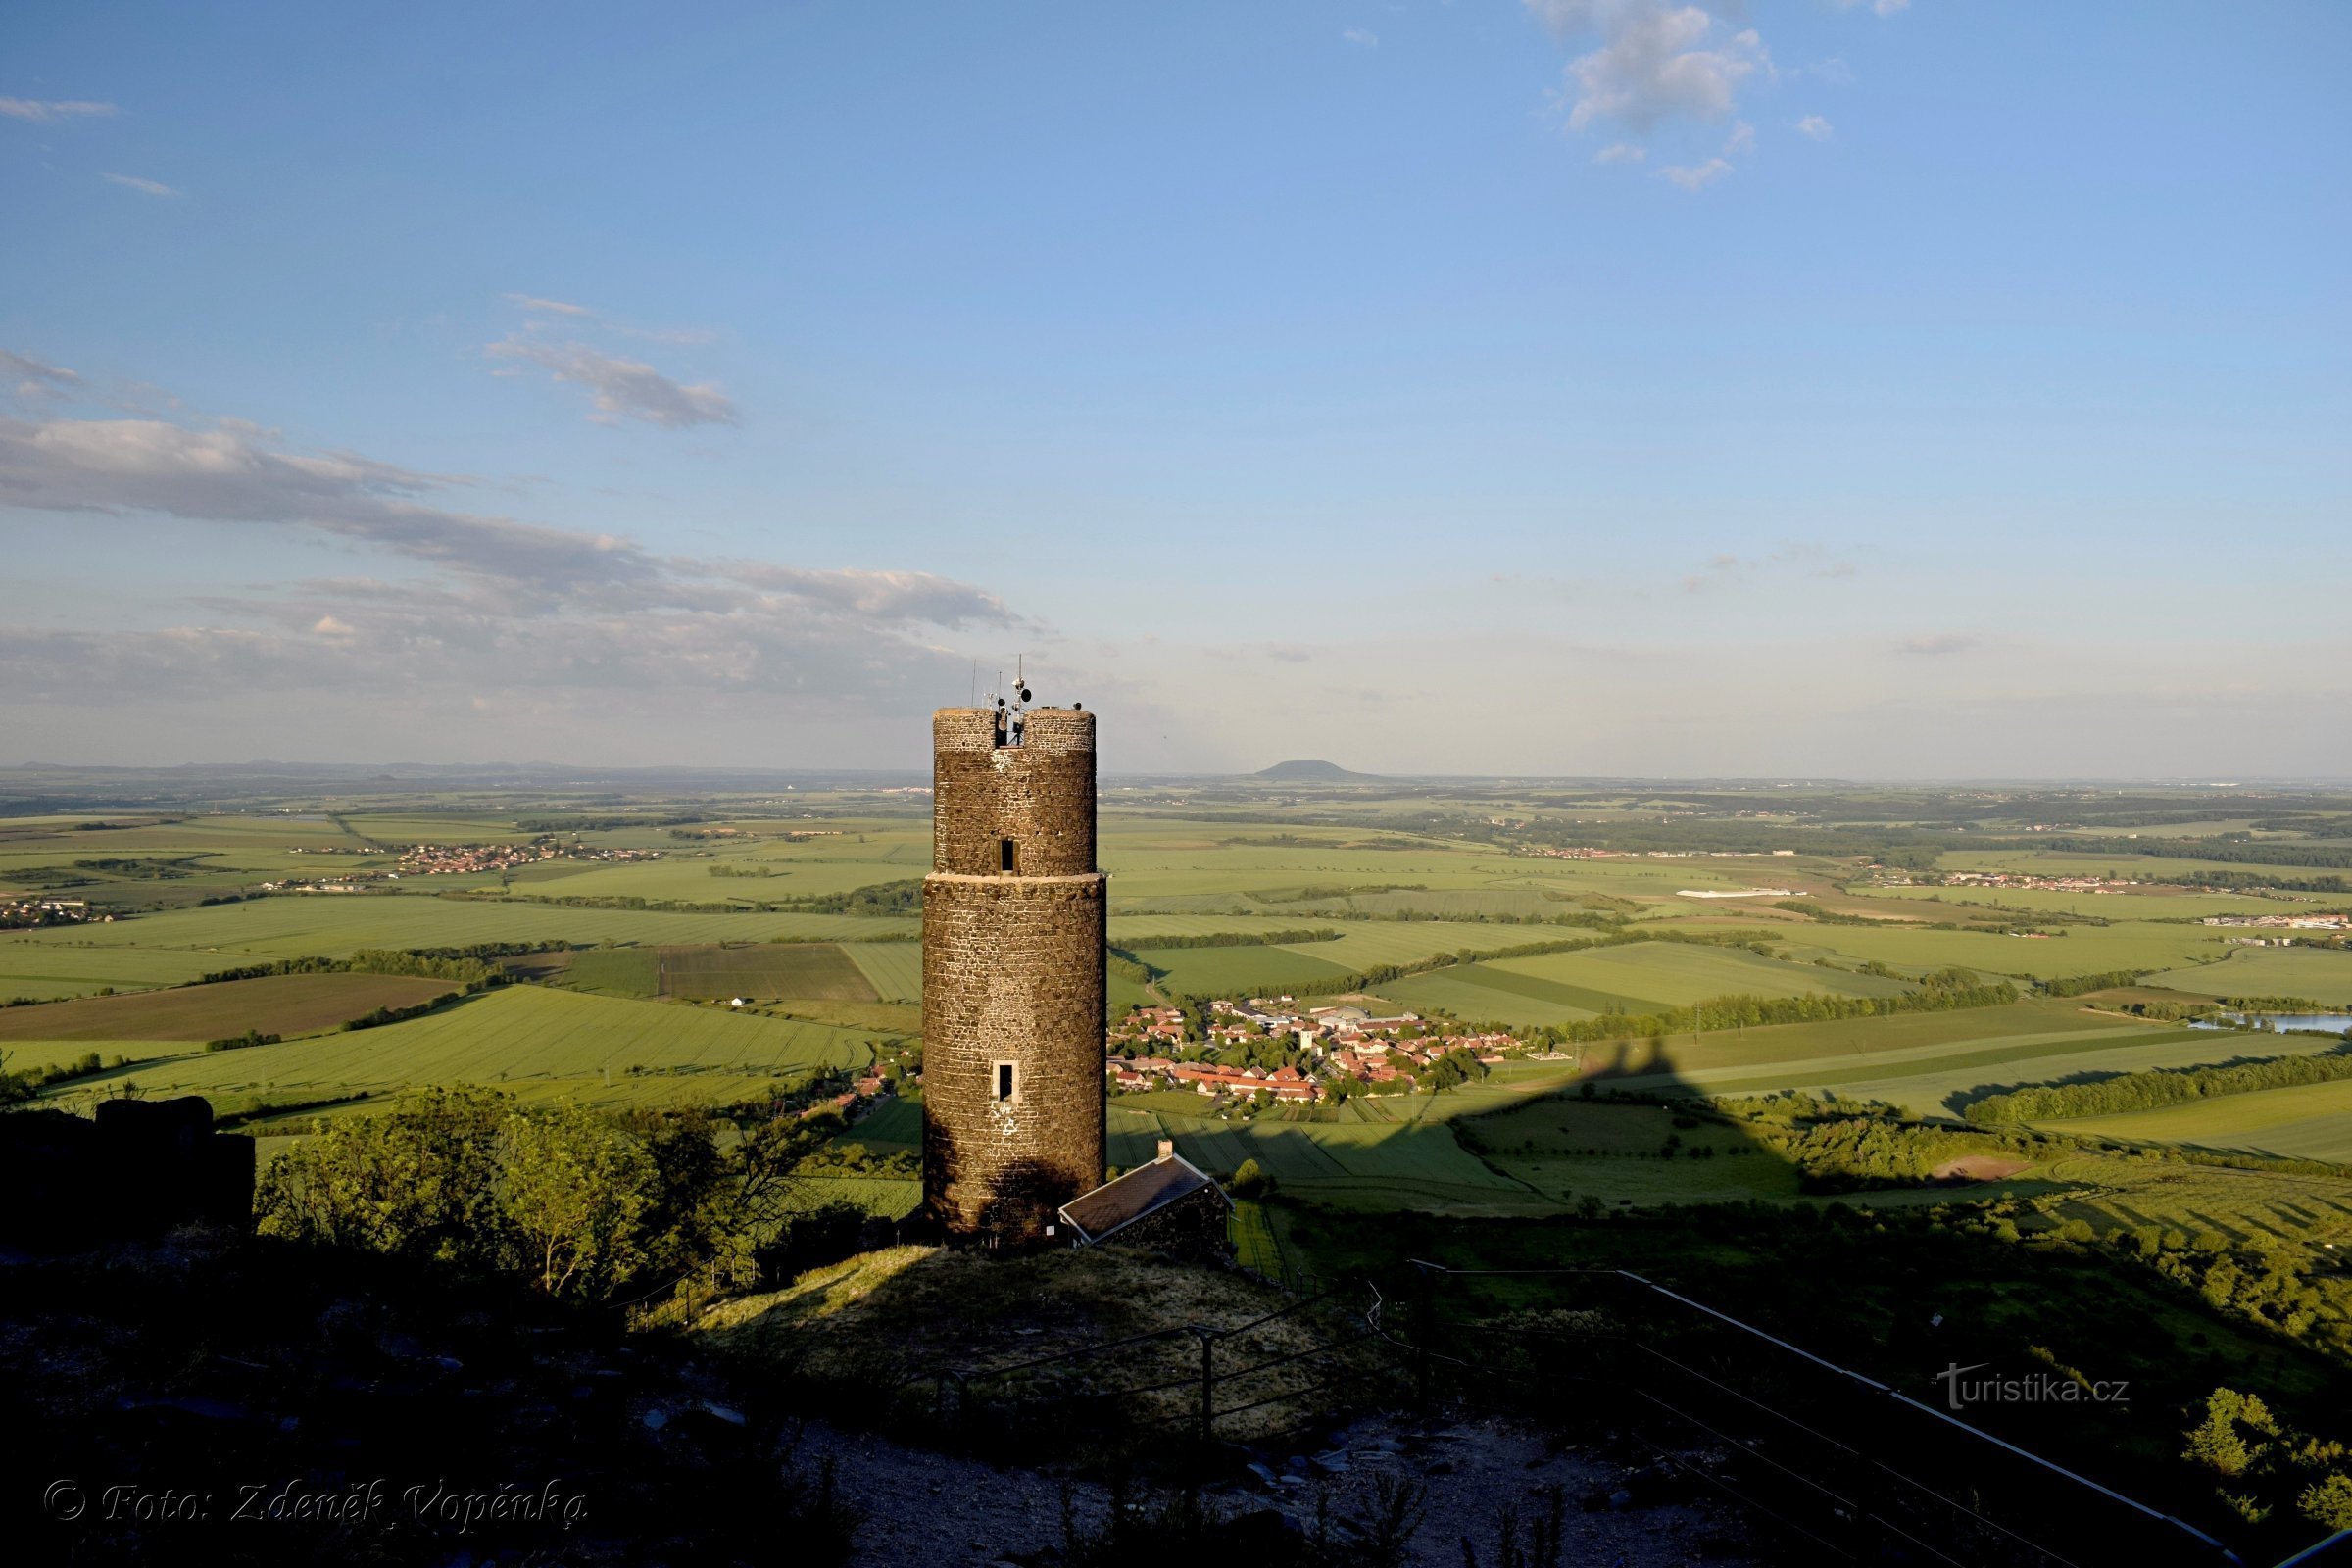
[[1156, 1138, 1175, 1161]]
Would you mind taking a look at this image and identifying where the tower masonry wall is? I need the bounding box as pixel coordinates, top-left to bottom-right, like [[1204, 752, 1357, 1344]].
[[931, 708, 1096, 877], [921, 705, 1106, 1239]]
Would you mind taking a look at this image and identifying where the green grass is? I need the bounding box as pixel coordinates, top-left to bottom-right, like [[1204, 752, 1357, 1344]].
[[843, 941, 922, 1002], [32, 985, 876, 1116], [658, 943, 881, 1002], [1493, 942, 1915, 1005], [1383, 967, 1625, 1027], [1126, 944, 1355, 995], [562, 947, 662, 996], [1773, 919, 2230, 980], [1230, 1200, 1285, 1276], [2052, 1079, 2352, 1164], [0, 941, 246, 1000], [2146, 947, 2352, 1006], [842, 1094, 920, 1148]]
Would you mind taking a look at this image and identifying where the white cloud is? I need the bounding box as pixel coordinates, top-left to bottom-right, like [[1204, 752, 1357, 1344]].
[[1833, 0, 1909, 16], [1658, 157, 1733, 191], [1, 350, 81, 401], [1528, 0, 1769, 135], [1795, 115, 1834, 141], [0, 97, 116, 122], [1343, 28, 1379, 48], [1592, 141, 1647, 164], [484, 336, 736, 428], [0, 399, 1025, 728], [102, 172, 180, 198], [503, 293, 596, 318], [1722, 119, 1754, 156]]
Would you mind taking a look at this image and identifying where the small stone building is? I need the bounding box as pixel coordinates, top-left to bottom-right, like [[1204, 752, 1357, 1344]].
[[1056, 1141, 1231, 1257]]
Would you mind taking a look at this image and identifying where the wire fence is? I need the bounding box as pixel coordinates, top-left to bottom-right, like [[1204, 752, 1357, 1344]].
[[1386, 1263, 2250, 1568], [924, 1279, 1391, 1453], [910, 1251, 2271, 1566]]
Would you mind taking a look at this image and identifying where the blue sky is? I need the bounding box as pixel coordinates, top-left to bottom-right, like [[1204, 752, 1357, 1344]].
[[3, 1, 2346, 776]]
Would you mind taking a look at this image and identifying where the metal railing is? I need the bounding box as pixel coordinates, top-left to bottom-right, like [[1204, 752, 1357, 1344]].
[[927, 1280, 1388, 1450], [1387, 1262, 2249, 1568]]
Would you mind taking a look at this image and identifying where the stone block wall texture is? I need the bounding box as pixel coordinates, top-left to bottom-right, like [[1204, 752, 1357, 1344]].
[[923, 707, 1107, 1239]]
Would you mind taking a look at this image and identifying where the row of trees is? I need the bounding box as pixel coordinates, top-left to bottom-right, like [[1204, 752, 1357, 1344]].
[[198, 948, 512, 990], [1966, 1049, 2352, 1125]]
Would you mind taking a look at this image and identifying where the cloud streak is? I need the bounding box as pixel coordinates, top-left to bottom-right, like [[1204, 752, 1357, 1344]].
[[484, 336, 736, 428], [0, 367, 1024, 730], [102, 172, 180, 198], [0, 97, 117, 122]]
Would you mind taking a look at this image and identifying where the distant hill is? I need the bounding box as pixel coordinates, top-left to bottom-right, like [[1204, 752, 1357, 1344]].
[[1252, 759, 1384, 782]]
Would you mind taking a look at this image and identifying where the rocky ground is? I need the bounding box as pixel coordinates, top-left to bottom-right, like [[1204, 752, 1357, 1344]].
[[806, 1409, 1769, 1567]]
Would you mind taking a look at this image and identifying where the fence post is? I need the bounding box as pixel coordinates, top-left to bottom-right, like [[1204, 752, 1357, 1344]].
[[1194, 1325, 1218, 1441], [1412, 1261, 1438, 1412], [938, 1369, 966, 1435]]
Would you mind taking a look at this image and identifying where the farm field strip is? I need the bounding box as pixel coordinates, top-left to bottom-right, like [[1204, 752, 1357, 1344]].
[[1643, 1030, 2344, 1116], [2146, 948, 2352, 1007], [842, 942, 922, 1002], [30, 986, 873, 1115], [0, 971, 458, 1046], [2052, 1079, 2352, 1165], [1771, 921, 2229, 979], [0, 895, 917, 956]]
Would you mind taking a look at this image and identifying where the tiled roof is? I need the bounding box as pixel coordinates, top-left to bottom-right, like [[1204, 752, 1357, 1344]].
[[1057, 1154, 1225, 1244]]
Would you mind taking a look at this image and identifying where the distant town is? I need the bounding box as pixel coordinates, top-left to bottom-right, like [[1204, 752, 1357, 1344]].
[[265, 837, 662, 892], [1104, 997, 1520, 1108]]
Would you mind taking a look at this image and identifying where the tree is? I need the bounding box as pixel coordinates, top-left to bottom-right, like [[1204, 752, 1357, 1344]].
[[2300, 1474, 2352, 1533], [502, 1103, 660, 1299], [2182, 1388, 2276, 1479], [1229, 1158, 1273, 1200], [255, 1085, 510, 1264]]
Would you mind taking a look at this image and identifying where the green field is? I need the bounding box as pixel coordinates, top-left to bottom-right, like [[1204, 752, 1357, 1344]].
[[0, 894, 915, 957], [2050, 1080, 2352, 1165], [843, 941, 922, 1002], [31, 986, 878, 1116], [657, 943, 882, 1003], [0, 942, 251, 1001], [2146, 947, 2352, 1006], [9, 790, 2349, 1233], [1125, 943, 1355, 995]]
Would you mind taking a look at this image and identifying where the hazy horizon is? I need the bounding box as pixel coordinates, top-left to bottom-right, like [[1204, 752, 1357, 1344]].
[[6, 2, 2347, 777]]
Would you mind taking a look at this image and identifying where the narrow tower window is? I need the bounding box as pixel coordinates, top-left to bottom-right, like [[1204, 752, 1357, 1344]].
[[1000, 838, 1017, 873], [994, 1061, 1016, 1102]]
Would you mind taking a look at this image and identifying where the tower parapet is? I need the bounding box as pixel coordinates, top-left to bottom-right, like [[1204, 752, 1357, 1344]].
[[921, 702, 1106, 1240]]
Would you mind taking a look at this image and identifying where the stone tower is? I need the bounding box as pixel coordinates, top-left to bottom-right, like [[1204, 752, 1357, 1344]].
[[921, 701, 1106, 1241]]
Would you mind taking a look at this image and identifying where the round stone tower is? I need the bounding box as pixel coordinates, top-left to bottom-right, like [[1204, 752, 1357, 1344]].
[[921, 703, 1106, 1241]]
